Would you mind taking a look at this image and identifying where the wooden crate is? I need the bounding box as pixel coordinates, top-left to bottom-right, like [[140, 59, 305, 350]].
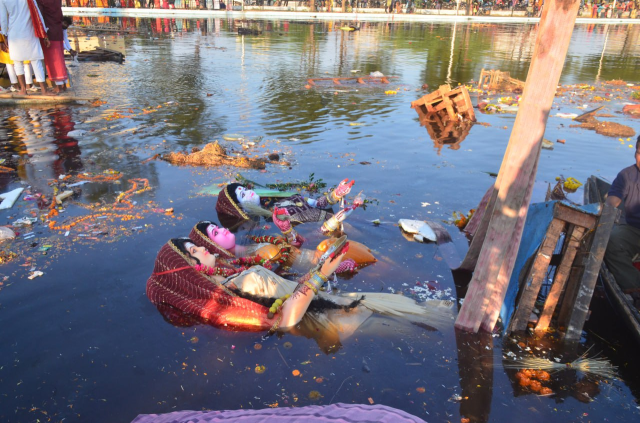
[[411, 84, 476, 123], [478, 69, 525, 91]]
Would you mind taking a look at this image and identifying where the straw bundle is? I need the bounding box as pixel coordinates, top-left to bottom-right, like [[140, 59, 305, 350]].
[[504, 349, 618, 380]]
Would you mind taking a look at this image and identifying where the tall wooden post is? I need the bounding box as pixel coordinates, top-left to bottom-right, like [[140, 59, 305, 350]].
[[455, 0, 581, 333]]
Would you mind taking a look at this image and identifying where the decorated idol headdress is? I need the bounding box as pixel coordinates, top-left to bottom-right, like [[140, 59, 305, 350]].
[[146, 239, 273, 332], [189, 221, 236, 259], [216, 183, 250, 223]]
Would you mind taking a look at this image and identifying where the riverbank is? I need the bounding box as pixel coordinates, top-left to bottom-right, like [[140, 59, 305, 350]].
[[62, 6, 640, 24]]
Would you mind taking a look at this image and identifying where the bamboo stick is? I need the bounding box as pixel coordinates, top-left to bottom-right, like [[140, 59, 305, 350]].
[[455, 0, 581, 333]]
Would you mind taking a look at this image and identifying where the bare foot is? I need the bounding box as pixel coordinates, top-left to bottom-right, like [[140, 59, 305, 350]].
[[41, 89, 57, 96], [18, 89, 27, 96]]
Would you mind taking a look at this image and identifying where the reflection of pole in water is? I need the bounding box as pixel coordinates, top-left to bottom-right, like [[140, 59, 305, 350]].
[[455, 328, 493, 423], [446, 21, 458, 85], [241, 34, 245, 69], [596, 25, 609, 83]]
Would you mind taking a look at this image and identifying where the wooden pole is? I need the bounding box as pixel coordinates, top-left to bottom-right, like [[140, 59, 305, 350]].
[[455, 0, 581, 333]]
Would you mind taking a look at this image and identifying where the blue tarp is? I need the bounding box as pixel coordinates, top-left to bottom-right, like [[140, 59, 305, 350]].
[[499, 200, 601, 332]]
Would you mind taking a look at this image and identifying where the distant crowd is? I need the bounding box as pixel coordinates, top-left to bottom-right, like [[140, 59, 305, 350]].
[[60, 0, 639, 17], [588, 1, 637, 18], [0, 0, 76, 95]]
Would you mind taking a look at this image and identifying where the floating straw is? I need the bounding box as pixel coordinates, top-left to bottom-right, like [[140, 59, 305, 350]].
[[504, 347, 618, 380]]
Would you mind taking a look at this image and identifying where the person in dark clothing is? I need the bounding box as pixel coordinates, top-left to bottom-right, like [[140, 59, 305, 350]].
[[604, 135, 640, 308]]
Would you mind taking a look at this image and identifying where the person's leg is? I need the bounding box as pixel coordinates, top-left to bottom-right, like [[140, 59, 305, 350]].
[[24, 62, 36, 91], [13, 61, 27, 95], [31, 60, 56, 96], [604, 224, 640, 294], [5, 63, 19, 90]]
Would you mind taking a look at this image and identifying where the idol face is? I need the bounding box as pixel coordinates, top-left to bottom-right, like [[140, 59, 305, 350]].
[[235, 186, 261, 207], [186, 242, 217, 267], [207, 224, 236, 250]]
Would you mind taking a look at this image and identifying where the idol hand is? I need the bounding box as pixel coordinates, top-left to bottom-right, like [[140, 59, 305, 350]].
[[272, 207, 292, 232], [333, 178, 355, 200], [353, 191, 366, 208], [320, 243, 349, 276]]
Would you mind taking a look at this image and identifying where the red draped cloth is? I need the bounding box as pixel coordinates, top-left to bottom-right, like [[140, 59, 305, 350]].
[[27, 0, 47, 39], [147, 242, 277, 332], [41, 41, 68, 82]]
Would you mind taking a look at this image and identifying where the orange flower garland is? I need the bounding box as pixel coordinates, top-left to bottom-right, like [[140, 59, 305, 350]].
[[47, 177, 151, 232]]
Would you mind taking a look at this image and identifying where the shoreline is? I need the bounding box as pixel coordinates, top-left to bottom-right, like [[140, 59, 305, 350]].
[[62, 7, 640, 24]]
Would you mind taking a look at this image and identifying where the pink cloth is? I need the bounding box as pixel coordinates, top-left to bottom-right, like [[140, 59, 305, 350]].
[[131, 403, 427, 423], [41, 40, 67, 82]]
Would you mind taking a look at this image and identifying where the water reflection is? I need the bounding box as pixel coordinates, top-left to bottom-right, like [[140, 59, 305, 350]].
[[421, 113, 474, 154], [456, 329, 493, 423], [0, 15, 638, 423]]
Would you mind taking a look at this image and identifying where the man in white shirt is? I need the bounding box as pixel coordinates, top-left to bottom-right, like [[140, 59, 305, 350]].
[[0, 0, 54, 95]]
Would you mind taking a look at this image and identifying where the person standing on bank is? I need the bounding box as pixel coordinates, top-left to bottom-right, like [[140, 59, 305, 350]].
[[36, 0, 68, 93], [0, 0, 54, 96], [604, 135, 640, 309]]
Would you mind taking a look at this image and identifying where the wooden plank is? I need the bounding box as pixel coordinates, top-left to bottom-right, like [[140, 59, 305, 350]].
[[461, 86, 477, 121], [553, 203, 597, 229], [535, 225, 586, 333], [557, 247, 588, 327], [564, 203, 618, 341], [0, 93, 94, 101], [462, 185, 494, 239], [509, 218, 566, 332], [478, 68, 486, 88], [443, 97, 457, 120], [583, 176, 597, 205], [455, 0, 581, 333], [413, 104, 427, 122], [481, 151, 541, 331], [574, 106, 604, 123]]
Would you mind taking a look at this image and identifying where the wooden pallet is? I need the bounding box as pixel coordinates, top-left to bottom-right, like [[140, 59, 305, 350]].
[[478, 69, 525, 91], [411, 84, 476, 123], [507, 201, 618, 340], [422, 112, 473, 152]]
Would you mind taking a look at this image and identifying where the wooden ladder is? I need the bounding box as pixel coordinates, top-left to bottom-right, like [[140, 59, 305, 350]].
[[508, 201, 617, 341]]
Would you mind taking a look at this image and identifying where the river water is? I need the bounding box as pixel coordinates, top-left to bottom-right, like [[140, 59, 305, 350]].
[[0, 18, 639, 422]]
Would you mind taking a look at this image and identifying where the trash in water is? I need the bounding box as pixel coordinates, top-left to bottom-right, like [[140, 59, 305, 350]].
[[13, 217, 37, 227], [541, 139, 554, 150], [67, 129, 87, 137], [398, 219, 437, 242], [555, 113, 578, 119], [67, 181, 90, 187], [55, 190, 74, 203], [0, 227, 16, 240], [28, 271, 44, 280], [0, 187, 24, 210]]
